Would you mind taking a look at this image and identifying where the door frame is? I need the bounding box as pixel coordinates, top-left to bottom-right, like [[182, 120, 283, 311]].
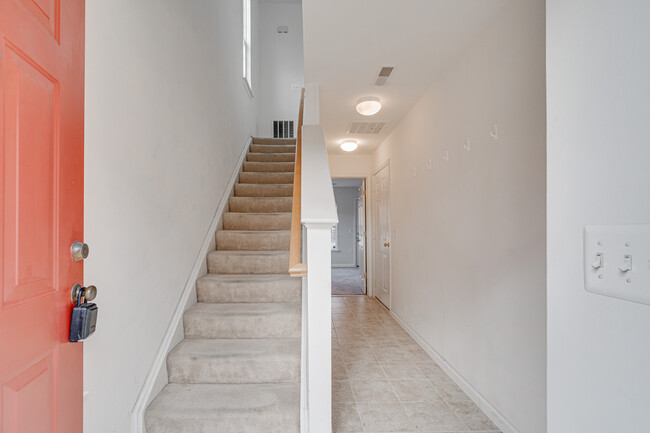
[[331, 176, 371, 296], [371, 159, 391, 309]]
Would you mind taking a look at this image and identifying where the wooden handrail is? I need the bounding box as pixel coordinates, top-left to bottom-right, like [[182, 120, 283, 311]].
[[289, 88, 307, 277]]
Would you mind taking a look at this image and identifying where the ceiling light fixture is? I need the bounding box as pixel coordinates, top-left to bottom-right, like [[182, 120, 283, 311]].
[[340, 140, 358, 152], [356, 96, 382, 116]]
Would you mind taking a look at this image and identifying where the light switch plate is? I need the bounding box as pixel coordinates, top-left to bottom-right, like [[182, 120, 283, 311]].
[[584, 225, 650, 306]]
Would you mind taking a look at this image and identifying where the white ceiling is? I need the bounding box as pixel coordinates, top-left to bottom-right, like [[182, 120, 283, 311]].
[[302, 0, 510, 154]]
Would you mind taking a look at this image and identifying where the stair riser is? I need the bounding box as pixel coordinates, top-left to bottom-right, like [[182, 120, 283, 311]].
[[216, 231, 290, 251], [243, 162, 294, 172], [250, 145, 296, 153], [253, 138, 296, 145], [197, 278, 301, 303], [223, 213, 291, 230], [167, 346, 300, 384], [228, 197, 292, 213], [239, 172, 294, 184], [247, 153, 295, 162], [234, 184, 292, 197], [184, 311, 301, 339], [208, 253, 289, 274]]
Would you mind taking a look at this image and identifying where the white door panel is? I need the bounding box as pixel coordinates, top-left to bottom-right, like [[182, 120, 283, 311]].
[[372, 165, 391, 308]]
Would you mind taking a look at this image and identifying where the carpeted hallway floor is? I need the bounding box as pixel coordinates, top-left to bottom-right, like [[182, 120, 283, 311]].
[[332, 268, 365, 295]]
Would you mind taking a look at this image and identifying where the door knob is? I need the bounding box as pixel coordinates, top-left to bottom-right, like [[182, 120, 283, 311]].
[[384, 242, 390, 247], [70, 241, 89, 261], [71, 284, 98, 304]]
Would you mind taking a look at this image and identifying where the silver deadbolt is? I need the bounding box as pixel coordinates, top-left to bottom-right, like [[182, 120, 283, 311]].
[[71, 284, 98, 304], [71, 241, 89, 261]]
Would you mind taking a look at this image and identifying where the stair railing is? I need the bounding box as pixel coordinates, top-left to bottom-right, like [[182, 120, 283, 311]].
[[290, 86, 338, 433], [289, 88, 307, 277]]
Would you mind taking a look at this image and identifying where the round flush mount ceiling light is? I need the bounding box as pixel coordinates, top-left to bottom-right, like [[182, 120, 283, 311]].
[[356, 96, 382, 116], [340, 140, 358, 152]]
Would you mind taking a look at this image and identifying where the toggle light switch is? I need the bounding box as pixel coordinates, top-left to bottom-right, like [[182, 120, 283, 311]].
[[584, 225, 650, 306], [618, 255, 632, 272], [591, 253, 604, 269]]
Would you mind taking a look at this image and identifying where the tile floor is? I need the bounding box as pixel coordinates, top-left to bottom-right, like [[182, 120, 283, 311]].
[[332, 296, 501, 433], [332, 268, 365, 296]]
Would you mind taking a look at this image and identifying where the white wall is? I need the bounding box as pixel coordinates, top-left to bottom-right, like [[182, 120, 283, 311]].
[[332, 187, 361, 266], [547, 1, 650, 432], [84, 1, 259, 432], [371, 1, 546, 432], [328, 154, 373, 178], [257, 1, 304, 137]]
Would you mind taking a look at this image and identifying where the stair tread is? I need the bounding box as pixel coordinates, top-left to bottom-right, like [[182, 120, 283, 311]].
[[170, 337, 300, 360], [196, 274, 301, 304], [168, 338, 300, 384], [217, 230, 291, 234], [183, 303, 301, 339], [197, 273, 297, 283], [225, 211, 291, 215], [186, 302, 300, 315], [145, 383, 299, 433], [208, 250, 289, 256]]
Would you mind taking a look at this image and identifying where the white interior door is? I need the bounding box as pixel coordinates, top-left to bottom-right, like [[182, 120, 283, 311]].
[[372, 165, 391, 308], [356, 181, 367, 293]]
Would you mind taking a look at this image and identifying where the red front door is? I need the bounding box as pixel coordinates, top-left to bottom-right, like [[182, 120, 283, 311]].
[[0, 1, 85, 432]]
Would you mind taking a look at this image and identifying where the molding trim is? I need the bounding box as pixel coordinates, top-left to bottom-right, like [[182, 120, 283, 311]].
[[331, 264, 357, 268], [390, 310, 520, 433], [131, 137, 251, 433]]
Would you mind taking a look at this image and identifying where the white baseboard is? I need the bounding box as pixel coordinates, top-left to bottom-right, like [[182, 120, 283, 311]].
[[131, 137, 251, 433], [390, 310, 520, 433]]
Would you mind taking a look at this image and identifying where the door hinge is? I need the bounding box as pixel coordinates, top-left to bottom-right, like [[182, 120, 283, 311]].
[[363, 273, 368, 279], [362, 189, 367, 196]]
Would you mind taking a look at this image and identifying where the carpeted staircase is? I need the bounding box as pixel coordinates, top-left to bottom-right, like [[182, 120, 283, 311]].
[[145, 138, 302, 433]]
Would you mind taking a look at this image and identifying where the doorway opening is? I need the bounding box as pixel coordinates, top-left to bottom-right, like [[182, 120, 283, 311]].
[[331, 178, 367, 295]]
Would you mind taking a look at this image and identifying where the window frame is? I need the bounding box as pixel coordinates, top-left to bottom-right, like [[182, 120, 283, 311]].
[[242, 0, 253, 97]]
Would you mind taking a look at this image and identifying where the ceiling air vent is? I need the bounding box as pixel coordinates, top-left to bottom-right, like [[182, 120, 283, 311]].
[[374, 66, 394, 86], [347, 122, 386, 135], [273, 120, 294, 138]]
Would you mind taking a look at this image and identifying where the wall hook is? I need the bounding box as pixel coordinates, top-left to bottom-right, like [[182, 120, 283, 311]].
[[464, 137, 471, 152], [490, 123, 498, 141]]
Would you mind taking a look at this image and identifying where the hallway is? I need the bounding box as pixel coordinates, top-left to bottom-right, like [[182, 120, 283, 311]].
[[332, 268, 365, 295], [332, 296, 500, 432]]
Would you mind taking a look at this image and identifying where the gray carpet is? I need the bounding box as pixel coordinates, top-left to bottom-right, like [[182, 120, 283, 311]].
[[331, 268, 364, 295]]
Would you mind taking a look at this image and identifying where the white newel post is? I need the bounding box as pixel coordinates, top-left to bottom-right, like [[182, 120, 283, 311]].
[[305, 223, 333, 433]]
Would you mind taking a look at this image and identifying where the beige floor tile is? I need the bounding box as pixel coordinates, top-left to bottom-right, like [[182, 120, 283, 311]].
[[433, 380, 470, 402], [446, 400, 499, 431], [391, 380, 443, 402], [380, 363, 427, 380], [356, 403, 415, 432], [402, 401, 467, 432], [345, 362, 387, 380], [333, 363, 348, 380], [374, 346, 431, 363], [333, 403, 363, 433], [416, 362, 446, 380], [340, 346, 379, 362], [333, 380, 355, 402], [350, 380, 399, 403], [332, 296, 498, 433]]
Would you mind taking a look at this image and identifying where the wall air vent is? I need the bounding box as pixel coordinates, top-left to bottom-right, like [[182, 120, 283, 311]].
[[374, 66, 394, 86], [347, 122, 386, 135], [273, 120, 294, 138]]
